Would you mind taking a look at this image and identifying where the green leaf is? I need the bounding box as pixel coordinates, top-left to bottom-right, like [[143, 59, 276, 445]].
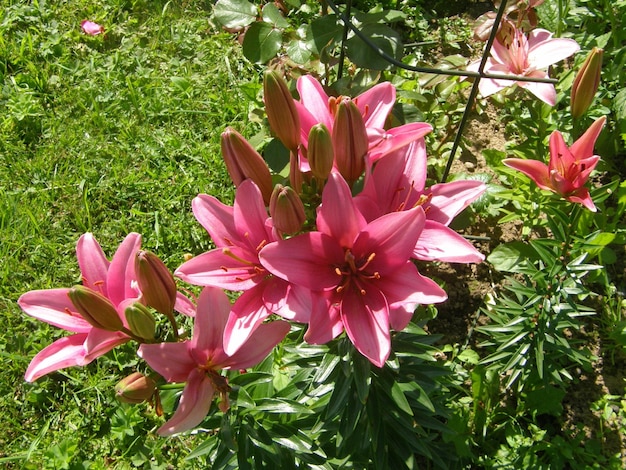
[[306, 15, 343, 55], [213, 0, 257, 29], [390, 381, 413, 416], [261, 3, 289, 29], [457, 348, 480, 365], [345, 23, 402, 71], [487, 242, 539, 273], [242, 22, 282, 64], [285, 40, 313, 65], [254, 398, 315, 414]]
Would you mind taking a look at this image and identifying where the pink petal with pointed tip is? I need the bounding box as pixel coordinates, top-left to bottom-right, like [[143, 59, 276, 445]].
[[297, 76, 333, 130], [570, 116, 606, 159], [25, 334, 89, 382], [354, 207, 425, 274], [527, 35, 579, 70], [84, 329, 129, 362], [380, 263, 447, 308], [503, 158, 551, 191], [222, 287, 269, 356], [191, 287, 231, 360], [222, 320, 290, 370], [355, 82, 395, 129], [549, 130, 576, 171], [566, 189, 596, 212], [426, 180, 487, 225], [369, 123, 433, 163], [158, 368, 215, 436], [19, 289, 92, 333], [262, 278, 311, 322], [76, 233, 110, 294], [192, 194, 237, 248], [304, 296, 343, 344], [138, 342, 196, 383], [175, 292, 197, 317], [107, 233, 142, 306], [234, 180, 273, 251], [175, 248, 262, 290], [340, 287, 390, 368], [415, 221, 485, 263], [518, 76, 556, 105], [317, 172, 366, 247]]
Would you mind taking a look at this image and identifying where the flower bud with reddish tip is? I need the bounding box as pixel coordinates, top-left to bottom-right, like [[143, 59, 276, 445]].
[[269, 184, 306, 235], [125, 302, 156, 341], [308, 123, 334, 180], [263, 70, 301, 152], [571, 47, 603, 119], [68, 286, 123, 332], [135, 250, 177, 317], [333, 99, 368, 186], [221, 128, 273, 204], [115, 372, 156, 404]]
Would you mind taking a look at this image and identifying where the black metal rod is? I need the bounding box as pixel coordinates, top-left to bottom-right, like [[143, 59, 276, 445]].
[[325, 0, 556, 84], [439, 0, 510, 183]]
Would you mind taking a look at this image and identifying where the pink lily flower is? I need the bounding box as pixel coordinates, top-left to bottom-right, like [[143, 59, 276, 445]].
[[467, 28, 580, 105], [81, 20, 104, 36], [295, 75, 432, 171], [356, 138, 487, 263], [138, 287, 290, 436], [19, 233, 142, 382], [175, 179, 310, 355], [503, 116, 605, 211], [259, 173, 447, 367]]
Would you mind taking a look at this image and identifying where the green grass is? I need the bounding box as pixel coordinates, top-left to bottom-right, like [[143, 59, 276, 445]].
[[1, 0, 261, 466]]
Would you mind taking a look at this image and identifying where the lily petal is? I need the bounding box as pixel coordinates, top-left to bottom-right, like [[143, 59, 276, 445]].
[[415, 221, 485, 263], [24, 334, 89, 382], [157, 368, 215, 436], [569, 116, 606, 159], [222, 287, 270, 356], [192, 287, 232, 358], [138, 342, 196, 383], [317, 172, 366, 247], [503, 158, 551, 190], [192, 194, 237, 248], [76, 233, 110, 294], [107, 232, 142, 306], [426, 180, 487, 225], [18, 289, 92, 333], [340, 286, 390, 368], [175, 248, 262, 290], [222, 320, 291, 370], [355, 82, 395, 129]]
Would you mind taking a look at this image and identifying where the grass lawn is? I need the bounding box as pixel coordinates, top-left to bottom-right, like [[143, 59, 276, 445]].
[[1, 1, 261, 466]]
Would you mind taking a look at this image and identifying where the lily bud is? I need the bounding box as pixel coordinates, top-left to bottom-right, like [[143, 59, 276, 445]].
[[135, 251, 177, 317], [308, 123, 334, 180], [270, 184, 306, 235], [571, 47, 603, 119], [68, 286, 123, 332], [263, 70, 301, 152], [332, 99, 368, 186], [115, 372, 156, 404], [221, 127, 273, 204], [125, 302, 156, 340]]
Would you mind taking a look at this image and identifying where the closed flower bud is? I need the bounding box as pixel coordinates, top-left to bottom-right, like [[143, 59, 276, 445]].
[[571, 47, 603, 119], [333, 99, 368, 186], [221, 128, 273, 204], [308, 123, 334, 180], [115, 372, 156, 404], [135, 251, 177, 317], [68, 285, 123, 332], [270, 184, 306, 235], [263, 70, 301, 152], [125, 302, 156, 340]]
